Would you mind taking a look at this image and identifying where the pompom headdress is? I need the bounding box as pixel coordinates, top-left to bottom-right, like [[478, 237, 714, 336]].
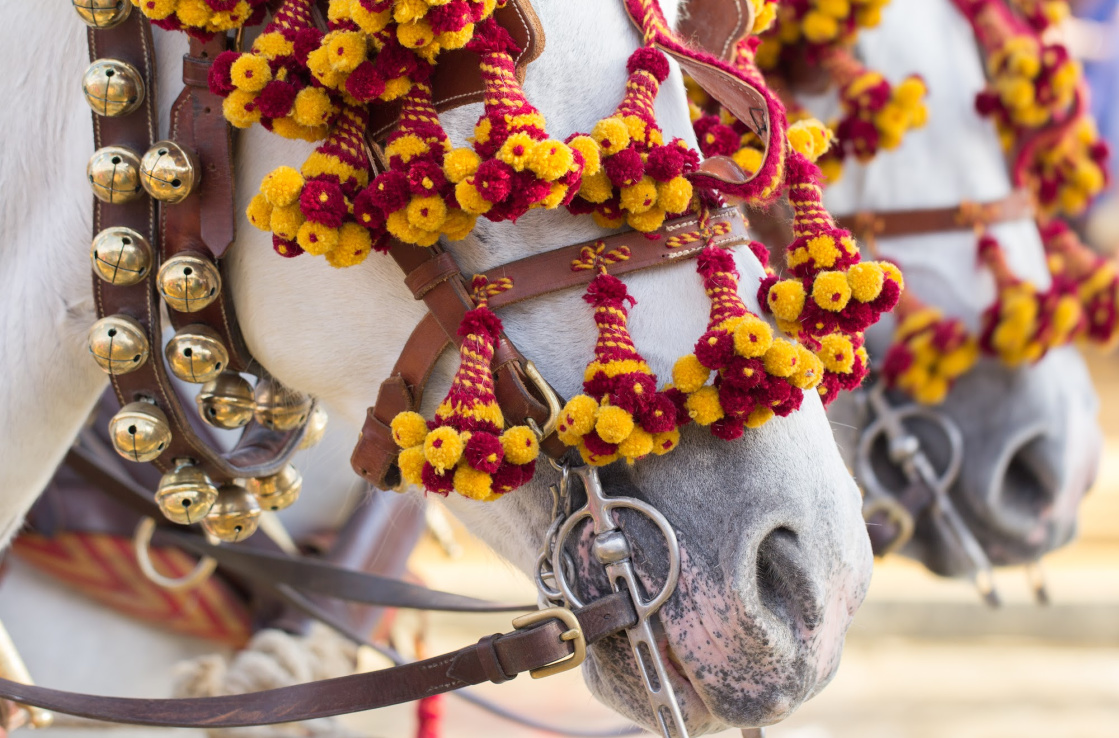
[[391, 276, 540, 500], [882, 290, 979, 405], [133, 0, 268, 39]]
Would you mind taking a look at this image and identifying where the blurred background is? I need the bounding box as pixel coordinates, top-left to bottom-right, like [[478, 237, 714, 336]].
[[339, 351, 1119, 737]]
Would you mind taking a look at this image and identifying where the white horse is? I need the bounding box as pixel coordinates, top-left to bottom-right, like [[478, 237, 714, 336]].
[[0, 1, 874, 734], [813, 0, 1102, 576]]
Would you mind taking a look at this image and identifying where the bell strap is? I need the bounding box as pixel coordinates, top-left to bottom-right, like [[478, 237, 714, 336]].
[[834, 189, 1035, 245], [0, 591, 635, 728], [352, 207, 751, 489]]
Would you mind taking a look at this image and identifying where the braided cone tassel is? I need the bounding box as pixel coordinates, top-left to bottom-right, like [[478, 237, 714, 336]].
[[556, 267, 682, 466], [391, 277, 539, 500], [353, 83, 476, 248], [449, 18, 583, 223], [882, 289, 979, 405], [248, 105, 378, 266], [978, 234, 1082, 364], [672, 246, 822, 440], [209, 0, 337, 140], [1042, 220, 1119, 349], [567, 47, 698, 232]]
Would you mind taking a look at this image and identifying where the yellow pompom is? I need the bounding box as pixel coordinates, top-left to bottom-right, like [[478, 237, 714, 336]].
[[618, 427, 654, 462], [391, 411, 429, 449], [894, 76, 928, 108], [732, 146, 764, 174], [496, 132, 537, 171], [767, 279, 807, 322], [325, 223, 374, 268], [578, 170, 614, 204], [137, 0, 176, 20], [393, 0, 428, 23], [246, 193, 273, 232], [592, 211, 626, 230], [651, 429, 680, 455], [406, 195, 448, 231], [350, 5, 392, 35], [763, 339, 800, 377], [880, 261, 905, 289], [620, 178, 659, 215], [657, 177, 693, 215], [752, 1, 777, 33], [802, 11, 839, 43], [591, 117, 631, 154], [386, 209, 439, 247], [818, 333, 856, 373], [627, 206, 666, 233], [733, 315, 774, 358], [789, 347, 824, 390], [745, 406, 775, 429], [291, 87, 335, 128], [270, 117, 328, 142], [685, 386, 724, 426], [557, 395, 599, 445], [223, 89, 262, 128], [260, 167, 305, 207], [806, 234, 842, 268], [595, 404, 635, 444], [397, 19, 435, 49], [297, 221, 340, 256], [787, 119, 833, 163], [398, 445, 426, 487], [453, 464, 495, 501], [454, 179, 491, 214], [326, 31, 367, 73], [672, 354, 711, 393], [424, 426, 463, 473], [501, 426, 540, 465], [847, 262, 885, 302], [812, 271, 853, 312], [382, 76, 413, 101], [444, 148, 481, 184], [529, 140, 575, 181], [438, 24, 475, 51], [230, 54, 271, 92], [269, 204, 304, 240], [441, 208, 476, 241], [568, 135, 601, 175]]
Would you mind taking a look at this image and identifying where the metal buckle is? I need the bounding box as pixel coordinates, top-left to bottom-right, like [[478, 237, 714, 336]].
[[523, 360, 563, 440], [862, 494, 915, 557], [511, 607, 586, 679]]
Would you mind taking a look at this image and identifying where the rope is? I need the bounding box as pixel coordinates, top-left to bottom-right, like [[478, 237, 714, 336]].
[[571, 241, 632, 273]]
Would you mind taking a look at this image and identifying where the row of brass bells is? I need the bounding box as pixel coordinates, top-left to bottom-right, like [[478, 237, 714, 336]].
[[166, 325, 230, 384], [156, 462, 218, 525], [88, 141, 199, 205], [73, 0, 131, 28], [254, 379, 313, 431], [202, 484, 262, 543], [88, 315, 149, 375], [246, 464, 303, 512], [197, 374, 255, 429]]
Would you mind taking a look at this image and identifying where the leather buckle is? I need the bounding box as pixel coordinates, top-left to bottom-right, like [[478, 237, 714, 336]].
[[511, 607, 586, 679], [862, 495, 915, 558]]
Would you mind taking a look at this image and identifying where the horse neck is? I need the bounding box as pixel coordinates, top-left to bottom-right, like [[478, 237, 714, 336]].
[[815, 0, 1051, 338]]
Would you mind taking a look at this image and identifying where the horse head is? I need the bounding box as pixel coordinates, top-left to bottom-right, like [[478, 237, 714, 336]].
[[813, 0, 1101, 581]]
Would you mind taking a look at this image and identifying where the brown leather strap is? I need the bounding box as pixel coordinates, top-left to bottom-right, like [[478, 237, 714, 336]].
[[366, 0, 545, 141], [835, 190, 1036, 244], [352, 208, 751, 489], [0, 592, 636, 728], [676, 0, 755, 61]]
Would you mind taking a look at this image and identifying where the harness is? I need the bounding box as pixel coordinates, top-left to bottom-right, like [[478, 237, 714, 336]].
[[2, 1, 808, 736]]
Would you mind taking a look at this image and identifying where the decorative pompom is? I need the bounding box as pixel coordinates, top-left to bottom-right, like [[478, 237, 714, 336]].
[[501, 426, 540, 465], [391, 411, 429, 449], [424, 426, 464, 473]]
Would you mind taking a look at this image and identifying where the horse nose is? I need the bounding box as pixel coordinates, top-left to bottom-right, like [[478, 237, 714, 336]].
[[753, 526, 828, 632], [978, 427, 1062, 538]]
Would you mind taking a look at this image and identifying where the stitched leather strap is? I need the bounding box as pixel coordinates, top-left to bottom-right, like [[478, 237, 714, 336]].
[[835, 190, 1035, 243], [352, 207, 751, 489], [677, 0, 755, 62], [0, 590, 634, 728]]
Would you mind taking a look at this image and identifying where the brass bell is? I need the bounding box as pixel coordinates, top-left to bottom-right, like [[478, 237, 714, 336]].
[[139, 141, 200, 203], [72, 0, 131, 28], [166, 325, 230, 384], [246, 464, 302, 512], [298, 405, 328, 450], [254, 379, 312, 432], [155, 462, 218, 525], [201, 484, 261, 543], [157, 253, 221, 313], [196, 373, 255, 429], [88, 315, 149, 375], [90, 227, 151, 286], [82, 59, 144, 118], [87, 146, 142, 204], [108, 401, 171, 463]]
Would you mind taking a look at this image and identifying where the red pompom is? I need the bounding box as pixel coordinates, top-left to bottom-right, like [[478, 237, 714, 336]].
[[208, 51, 238, 96], [256, 80, 297, 119], [458, 307, 504, 340], [300, 180, 348, 227], [421, 463, 454, 496], [603, 147, 645, 187], [464, 432, 505, 474], [626, 47, 670, 83]]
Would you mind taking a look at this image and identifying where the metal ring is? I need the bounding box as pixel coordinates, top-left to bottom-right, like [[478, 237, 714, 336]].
[[132, 517, 217, 591], [552, 493, 681, 617], [855, 400, 964, 502]]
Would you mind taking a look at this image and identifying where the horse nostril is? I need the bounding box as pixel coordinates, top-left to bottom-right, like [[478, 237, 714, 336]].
[[755, 527, 823, 630], [986, 433, 1061, 536]]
